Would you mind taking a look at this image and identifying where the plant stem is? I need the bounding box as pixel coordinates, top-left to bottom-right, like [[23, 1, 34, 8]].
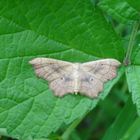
[[123, 21, 139, 66]]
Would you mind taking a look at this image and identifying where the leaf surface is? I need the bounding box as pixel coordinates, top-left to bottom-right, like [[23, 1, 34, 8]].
[[126, 42, 140, 115], [102, 97, 137, 140], [0, 0, 124, 139], [98, 0, 139, 23]]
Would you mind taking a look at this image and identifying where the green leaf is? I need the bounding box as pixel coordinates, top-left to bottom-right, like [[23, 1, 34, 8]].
[[98, 0, 140, 23], [102, 97, 137, 140], [126, 65, 140, 115], [121, 117, 140, 140], [126, 38, 140, 115], [132, 44, 140, 65], [0, 0, 124, 139], [127, 0, 140, 11]]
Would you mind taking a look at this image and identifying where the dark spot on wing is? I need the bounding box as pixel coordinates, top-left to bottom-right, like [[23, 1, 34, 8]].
[[93, 65, 104, 74], [64, 76, 72, 82], [81, 74, 95, 83], [59, 75, 72, 82], [50, 64, 62, 73]]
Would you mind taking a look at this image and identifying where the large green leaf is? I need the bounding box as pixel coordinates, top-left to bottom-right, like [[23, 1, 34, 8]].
[[98, 0, 140, 23], [126, 42, 140, 115], [121, 117, 140, 140], [127, 0, 140, 11], [0, 0, 124, 139], [126, 65, 140, 115], [102, 97, 137, 140]]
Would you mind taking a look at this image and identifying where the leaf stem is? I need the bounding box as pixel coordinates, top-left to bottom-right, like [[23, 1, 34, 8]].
[[123, 21, 139, 66]]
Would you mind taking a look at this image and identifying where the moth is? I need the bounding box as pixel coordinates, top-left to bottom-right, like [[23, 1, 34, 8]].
[[29, 58, 121, 98]]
